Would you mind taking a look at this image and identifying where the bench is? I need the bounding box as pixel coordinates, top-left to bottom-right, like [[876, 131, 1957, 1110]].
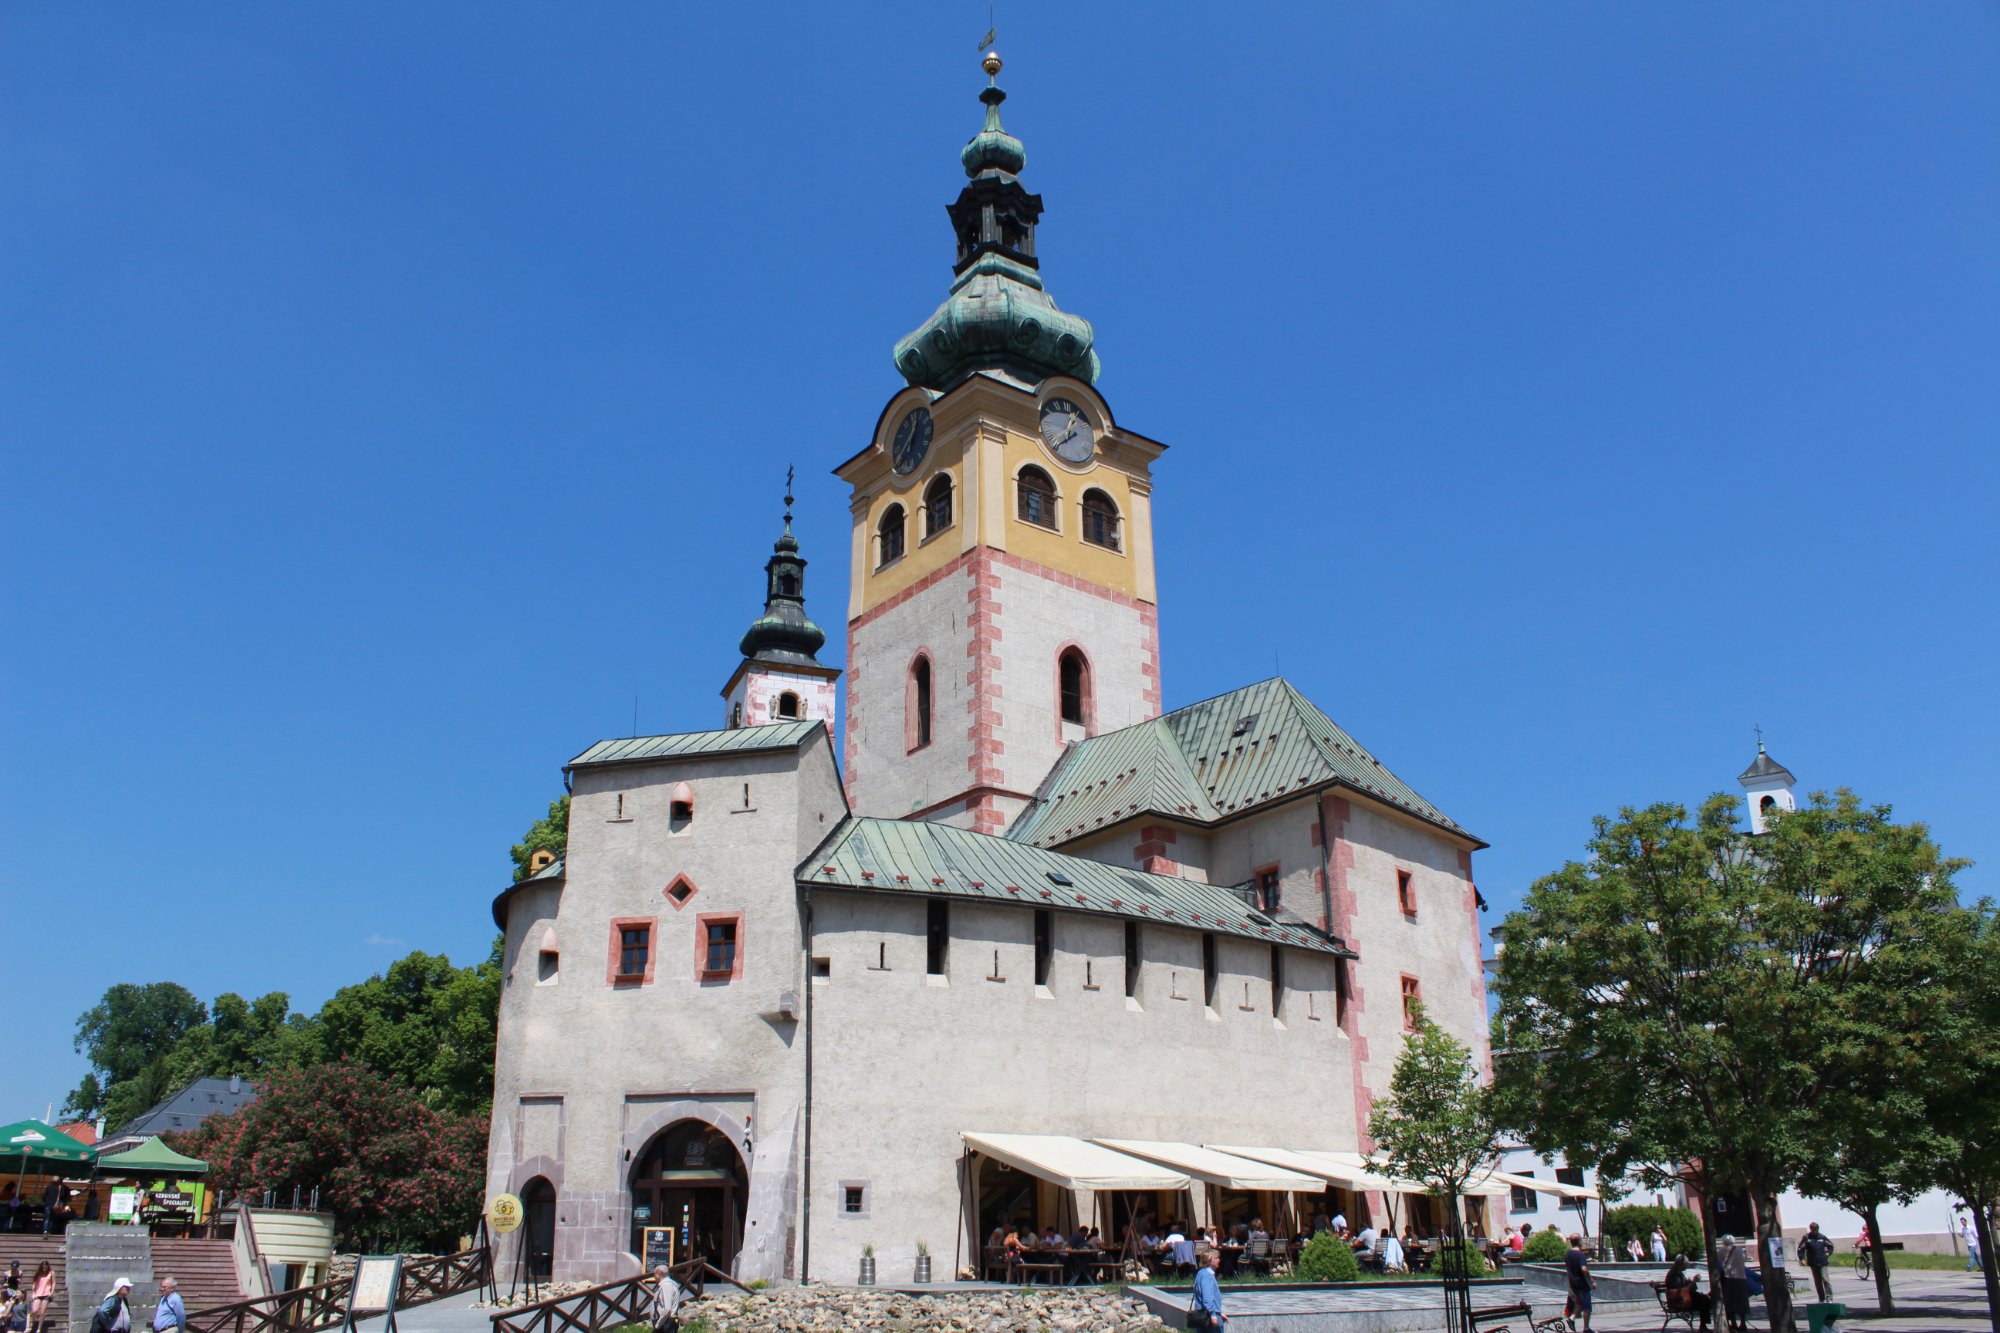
[[1652, 1281, 1698, 1332], [1467, 1302, 1567, 1333]]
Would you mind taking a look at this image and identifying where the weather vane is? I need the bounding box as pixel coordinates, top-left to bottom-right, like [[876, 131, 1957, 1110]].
[[784, 466, 795, 523], [979, 0, 995, 52], [1754, 723, 1764, 750]]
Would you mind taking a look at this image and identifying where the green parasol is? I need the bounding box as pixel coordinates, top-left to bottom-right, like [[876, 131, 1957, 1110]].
[[0, 1120, 96, 1172], [95, 1136, 208, 1177]]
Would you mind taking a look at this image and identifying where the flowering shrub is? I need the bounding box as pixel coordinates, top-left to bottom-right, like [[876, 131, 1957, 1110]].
[[168, 1060, 484, 1252]]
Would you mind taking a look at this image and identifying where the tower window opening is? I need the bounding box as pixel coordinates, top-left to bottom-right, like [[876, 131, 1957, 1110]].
[[1033, 909, 1053, 986], [877, 504, 906, 565], [910, 656, 933, 751], [1201, 933, 1218, 1008], [926, 900, 950, 976], [778, 572, 799, 597], [1269, 944, 1283, 1018], [923, 474, 954, 537], [1017, 466, 1057, 529], [1124, 921, 1141, 999], [670, 800, 693, 833], [1401, 974, 1422, 1030], [1059, 648, 1090, 727], [777, 691, 801, 720], [1397, 868, 1416, 915], [1256, 866, 1281, 913], [1081, 489, 1121, 550], [1760, 795, 1777, 814], [730, 702, 742, 729]]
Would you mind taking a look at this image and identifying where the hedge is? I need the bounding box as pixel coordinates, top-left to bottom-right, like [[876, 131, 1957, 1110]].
[[1604, 1204, 1704, 1261]]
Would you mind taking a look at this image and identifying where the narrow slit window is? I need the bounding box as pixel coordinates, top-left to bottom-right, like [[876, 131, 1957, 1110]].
[[1033, 909, 1053, 986], [1269, 944, 1283, 1018], [1059, 649, 1089, 727], [1124, 922, 1140, 998], [926, 900, 949, 976], [1256, 866, 1280, 913], [911, 657, 932, 750], [1335, 957, 1351, 1025], [1401, 974, 1422, 1030], [1201, 933, 1218, 1008], [1397, 869, 1416, 915]]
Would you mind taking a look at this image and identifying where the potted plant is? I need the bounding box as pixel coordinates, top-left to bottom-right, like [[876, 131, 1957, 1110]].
[[858, 1241, 876, 1286], [914, 1239, 931, 1284]]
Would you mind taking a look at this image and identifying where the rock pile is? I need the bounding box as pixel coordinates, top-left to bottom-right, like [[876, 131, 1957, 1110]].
[[679, 1286, 1169, 1332]]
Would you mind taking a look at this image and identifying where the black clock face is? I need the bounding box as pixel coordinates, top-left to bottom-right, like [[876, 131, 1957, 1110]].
[[891, 406, 933, 475], [1040, 397, 1095, 464]]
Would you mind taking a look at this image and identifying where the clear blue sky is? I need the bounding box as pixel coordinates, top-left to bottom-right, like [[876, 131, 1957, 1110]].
[[5, 3, 1996, 1121]]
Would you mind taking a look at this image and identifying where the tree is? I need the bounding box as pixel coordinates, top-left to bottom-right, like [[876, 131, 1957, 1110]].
[[1367, 1007, 1499, 1240], [314, 943, 502, 1116], [1492, 790, 1970, 1333], [1921, 906, 2000, 1333], [68, 982, 209, 1130], [510, 796, 569, 883], [168, 1060, 484, 1252], [161, 992, 319, 1090]]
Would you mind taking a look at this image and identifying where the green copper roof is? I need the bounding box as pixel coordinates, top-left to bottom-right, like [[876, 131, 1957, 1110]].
[[737, 489, 827, 667], [892, 55, 1099, 392], [570, 720, 825, 770], [1006, 678, 1480, 848], [801, 816, 1350, 956]]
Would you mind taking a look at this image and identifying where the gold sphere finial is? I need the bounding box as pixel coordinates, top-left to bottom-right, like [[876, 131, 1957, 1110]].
[[982, 51, 1003, 78]]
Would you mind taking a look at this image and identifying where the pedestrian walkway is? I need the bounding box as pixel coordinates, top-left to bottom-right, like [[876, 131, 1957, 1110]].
[[1585, 1266, 1996, 1332], [345, 1288, 493, 1333]]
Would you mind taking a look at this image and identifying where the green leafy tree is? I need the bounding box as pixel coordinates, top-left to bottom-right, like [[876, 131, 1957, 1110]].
[[1920, 907, 2000, 1333], [1492, 790, 1970, 1333], [1294, 1230, 1362, 1282], [510, 796, 570, 882], [67, 982, 209, 1129], [1367, 1007, 1499, 1242], [314, 943, 502, 1116], [168, 1061, 484, 1252], [161, 992, 320, 1090]]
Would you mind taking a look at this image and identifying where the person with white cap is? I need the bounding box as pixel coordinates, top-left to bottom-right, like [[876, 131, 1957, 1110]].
[[91, 1279, 132, 1333]]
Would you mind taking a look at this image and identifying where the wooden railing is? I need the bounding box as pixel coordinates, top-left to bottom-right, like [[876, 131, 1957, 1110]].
[[186, 1247, 491, 1333], [487, 1260, 746, 1333]]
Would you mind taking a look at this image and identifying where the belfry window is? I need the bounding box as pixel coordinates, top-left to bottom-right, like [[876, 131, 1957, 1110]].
[[910, 656, 932, 751], [1033, 909, 1053, 987], [1059, 649, 1089, 727], [878, 504, 906, 565], [1017, 466, 1057, 529], [923, 474, 954, 538], [1081, 489, 1121, 550], [777, 571, 799, 597], [777, 691, 801, 720]]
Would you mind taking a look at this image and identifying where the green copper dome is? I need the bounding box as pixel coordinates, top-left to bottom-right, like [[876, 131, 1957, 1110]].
[[738, 496, 826, 668], [893, 55, 1099, 393]]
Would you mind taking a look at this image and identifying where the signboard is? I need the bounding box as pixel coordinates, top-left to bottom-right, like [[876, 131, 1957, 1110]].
[[487, 1193, 524, 1235], [642, 1227, 675, 1272], [1767, 1237, 1787, 1270], [109, 1187, 138, 1221], [349, 1256, 401, 1315]]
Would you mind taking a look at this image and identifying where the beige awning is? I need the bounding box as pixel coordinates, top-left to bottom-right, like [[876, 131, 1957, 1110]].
[[1481, 1168, 1599, 1201], [1095, 1140, 1324, 1192], [1207, 1145, 1412, 1194], [962, 1133, 1192, 1192]]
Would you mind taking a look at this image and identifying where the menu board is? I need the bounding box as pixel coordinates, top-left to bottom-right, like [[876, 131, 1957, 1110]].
[[350, 1257, 401, 1314], [643, 1227, 675, 1272]]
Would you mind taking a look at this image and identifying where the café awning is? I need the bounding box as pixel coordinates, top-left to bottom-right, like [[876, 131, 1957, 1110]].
[[1208, 1145, 1412, 1193], [962, 1133, 1191, 1192], [94, 1137, 210, 1178], [0, 1120, 96, 1172], [1480, 1168, 1598, 1201], [1094, 1140, 1323, 1192]]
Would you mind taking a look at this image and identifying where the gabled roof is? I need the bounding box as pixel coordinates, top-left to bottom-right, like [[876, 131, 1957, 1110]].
[[106, 1076, 256, 1144], [800, 816, 1353, 955], [569, 720, 825, 771], [1739, 747, 1796, 785], [1006, 677, 1478, 848]]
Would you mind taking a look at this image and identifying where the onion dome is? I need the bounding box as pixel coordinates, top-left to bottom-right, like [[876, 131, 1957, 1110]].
[[892, 54, 1100, 392], [737, 483, 827, 667]]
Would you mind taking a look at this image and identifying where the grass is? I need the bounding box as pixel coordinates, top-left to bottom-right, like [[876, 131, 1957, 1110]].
[[1875, 1252, 1984, 1272]]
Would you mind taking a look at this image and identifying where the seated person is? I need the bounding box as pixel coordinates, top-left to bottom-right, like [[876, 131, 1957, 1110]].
[[1664, 1255, 1713, 1332], [1041, 1226, 1064, 1251], [1142, 1228, 1163, 1251], [1248, 1218, 1270, 1243], [1355, 1226, 1380, 1253], [988, 1225, 1005, 1250]]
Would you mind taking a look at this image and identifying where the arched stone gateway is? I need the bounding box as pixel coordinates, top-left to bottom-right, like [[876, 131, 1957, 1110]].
[[520, 1176, 556, 1280], [628, 1120, 749, 1270]]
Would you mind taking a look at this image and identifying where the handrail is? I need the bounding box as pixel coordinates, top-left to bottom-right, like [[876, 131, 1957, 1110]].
[[185, 1247, 490, 1333], [487, 1261, 747, 1333]]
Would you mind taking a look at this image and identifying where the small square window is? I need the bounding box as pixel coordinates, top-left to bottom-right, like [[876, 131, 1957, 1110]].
[[537, 949, 559, 984], [705, 921, 738, 975], [811, 956, 831, 978], [844, 1187, 864, 1214], [1397, 869, 1417, 915]]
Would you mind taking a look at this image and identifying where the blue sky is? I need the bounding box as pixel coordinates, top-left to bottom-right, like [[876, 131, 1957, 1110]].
[[5, 3, 1996, 1120]]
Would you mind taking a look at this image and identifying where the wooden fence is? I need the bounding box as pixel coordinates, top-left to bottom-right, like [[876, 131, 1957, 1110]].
[[487, 1260, 746, 1333], [186, 1247, 492, 1333]]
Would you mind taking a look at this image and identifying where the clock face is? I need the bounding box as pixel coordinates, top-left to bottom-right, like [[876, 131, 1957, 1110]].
[[1040, 397, 1095, 464], [891, 406, 933, 475]]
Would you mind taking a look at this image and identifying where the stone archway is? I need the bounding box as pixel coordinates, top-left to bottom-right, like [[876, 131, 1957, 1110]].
[[520, 1176, 556, 1280], [628, 1120, 749, 1270]]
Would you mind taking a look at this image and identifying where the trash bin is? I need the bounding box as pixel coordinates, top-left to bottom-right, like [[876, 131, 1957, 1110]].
[[1806, 1302, 1847, 1333]]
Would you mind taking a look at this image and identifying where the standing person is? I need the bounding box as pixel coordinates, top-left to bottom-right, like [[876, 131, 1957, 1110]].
[[151, 1279, 184, 1333], [1652, 1226, 1669, 1263], [90, 1279, 132, 1333], [1960, 1215, 1982, 1273], [1797, 1223, 1835, 1301], [1187, 1247, 1227, 1330], [1718, 1236, 1751, 1333], [646, 1265, 682, 1333], [1564, 1233, 1596, 1333], [27, 1264, 53, 1333]]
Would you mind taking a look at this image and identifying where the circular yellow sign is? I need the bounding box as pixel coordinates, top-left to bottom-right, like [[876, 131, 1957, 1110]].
[[487, 1193, 524, 1235]]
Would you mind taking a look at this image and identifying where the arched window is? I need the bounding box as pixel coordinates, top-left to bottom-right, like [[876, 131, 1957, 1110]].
[[1017, 466, 1057, 529], [878, 504, 906, 565], [909, 655, 933, 751], [1059, 647, 1090, 727], [669, 781, 694, 834], [777, 691, 801, 720], [730, 701, 742, 728], [777, 571, 799, 597], [1760, 795, 1777, 815], [1081, 489, 1121, 550], [923, 474, 954, 538]]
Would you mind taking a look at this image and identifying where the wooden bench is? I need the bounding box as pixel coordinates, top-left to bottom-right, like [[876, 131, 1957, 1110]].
[[1652, 1281, 1699, 1332], [1468, 1302, 1567, 1333]]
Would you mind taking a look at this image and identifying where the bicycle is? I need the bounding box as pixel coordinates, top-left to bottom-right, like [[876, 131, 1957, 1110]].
[[1853, 1248, 1873, 1280]]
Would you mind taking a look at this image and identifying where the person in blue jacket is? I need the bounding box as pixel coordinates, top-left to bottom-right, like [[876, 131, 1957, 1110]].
[[1189, 1246, 1228, 1329]]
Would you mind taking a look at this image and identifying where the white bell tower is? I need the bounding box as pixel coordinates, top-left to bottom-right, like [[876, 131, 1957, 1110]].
[[1738, 731, 1798, 834]]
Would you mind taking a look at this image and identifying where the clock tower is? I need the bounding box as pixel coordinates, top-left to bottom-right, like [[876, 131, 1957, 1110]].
[[838, 54, 1165, 832]]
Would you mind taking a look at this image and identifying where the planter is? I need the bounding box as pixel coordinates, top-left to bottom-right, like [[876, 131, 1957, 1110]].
[[858, 1255, 876, 1285], [914, 1255, 932, 1283]]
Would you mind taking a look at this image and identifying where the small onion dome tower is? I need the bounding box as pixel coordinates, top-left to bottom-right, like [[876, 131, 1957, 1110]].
[[890, 53, 1100, 391], [722, 479, 841, 730], [1739, 736, 1798, 834]]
